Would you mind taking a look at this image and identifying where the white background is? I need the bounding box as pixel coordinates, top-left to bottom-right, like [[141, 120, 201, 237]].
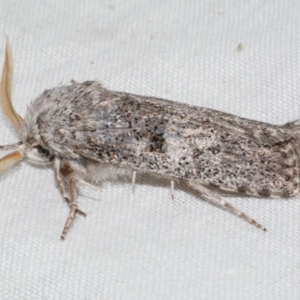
[[0, 1, 299, 299]]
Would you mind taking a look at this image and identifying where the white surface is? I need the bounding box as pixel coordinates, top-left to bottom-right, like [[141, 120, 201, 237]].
[[0, 1, 299, 299]]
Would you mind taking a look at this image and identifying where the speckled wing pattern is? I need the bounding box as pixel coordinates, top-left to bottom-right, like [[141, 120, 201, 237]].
[[28, 81, 300, 200]]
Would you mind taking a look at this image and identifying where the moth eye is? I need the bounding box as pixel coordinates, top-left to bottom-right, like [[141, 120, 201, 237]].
[[36, 145, 53, 160]]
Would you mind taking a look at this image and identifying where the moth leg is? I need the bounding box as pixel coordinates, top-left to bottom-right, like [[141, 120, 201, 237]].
[[132, 171, 136, 190], [55, 159, 86, 239], [170, 180, 174, 200], [78, 179, 101, 192], [186, 181, 266, 231], [54, 158, 85, 216], [61, 179, 79, 240]]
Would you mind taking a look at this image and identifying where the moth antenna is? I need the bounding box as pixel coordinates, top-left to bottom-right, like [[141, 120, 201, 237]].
[[0, 141, 22, 150], [0, 150, 23, 174], [0, 36, 24, 129]]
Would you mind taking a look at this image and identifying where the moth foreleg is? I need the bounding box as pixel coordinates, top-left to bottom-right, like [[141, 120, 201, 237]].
[[54, 158, 86, 217], [186, 180, 266, 231], [55, 159, 86, 239], [78, 179, 101, 192], [61, 179, 79, 240]]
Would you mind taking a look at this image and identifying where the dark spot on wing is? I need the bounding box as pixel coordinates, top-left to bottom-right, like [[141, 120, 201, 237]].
[[237, 185, 247, 193], [149, 133, 165, 153], [258, 188, 270, 197]]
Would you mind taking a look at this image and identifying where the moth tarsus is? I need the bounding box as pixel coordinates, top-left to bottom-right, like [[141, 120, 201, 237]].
[[170, 180, 174, 200], [1, 38, 297, 239], [132, 170, 136, 190]]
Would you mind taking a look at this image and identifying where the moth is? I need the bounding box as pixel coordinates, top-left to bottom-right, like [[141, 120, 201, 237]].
[[1, 39, 298, 239]]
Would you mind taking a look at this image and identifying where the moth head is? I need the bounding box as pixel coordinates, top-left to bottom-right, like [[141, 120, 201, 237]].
[[23, 143, 54, 165]]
